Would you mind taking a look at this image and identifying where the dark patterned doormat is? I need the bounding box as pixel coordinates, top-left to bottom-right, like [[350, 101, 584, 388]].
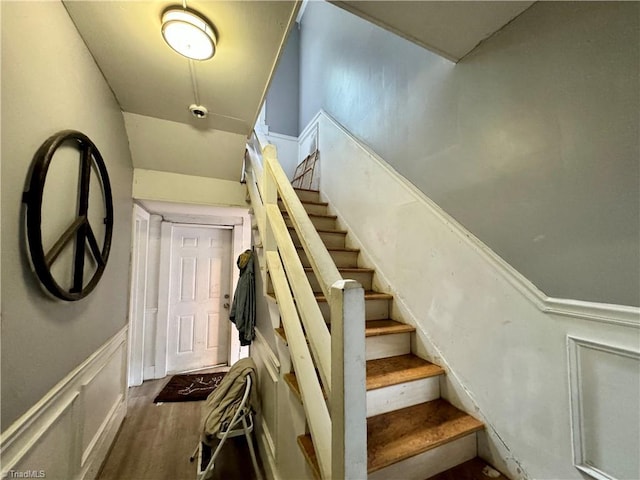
[[153, 372, 226, 403]]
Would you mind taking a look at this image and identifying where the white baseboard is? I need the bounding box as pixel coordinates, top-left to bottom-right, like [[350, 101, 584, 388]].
[[1, 327, 128, 480]]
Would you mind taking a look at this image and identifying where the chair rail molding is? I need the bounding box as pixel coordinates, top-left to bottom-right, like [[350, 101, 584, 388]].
[[304, 109, 639, 329], [298, 108, 639, 479]]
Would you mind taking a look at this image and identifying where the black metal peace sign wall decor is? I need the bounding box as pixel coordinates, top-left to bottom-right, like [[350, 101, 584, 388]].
[[22, 130, 114, 301]]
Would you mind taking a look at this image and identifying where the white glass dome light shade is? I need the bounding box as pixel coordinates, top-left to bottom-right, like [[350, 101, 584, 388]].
[[161, 9, 216, 61]]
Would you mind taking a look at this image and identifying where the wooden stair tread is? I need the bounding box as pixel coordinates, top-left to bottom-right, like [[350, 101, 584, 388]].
[[293, 187, 320, 194], [367, 354, 444, 390], [283, 372, 302, 402], [296, 246, 359, 253], [425, 457, 509, 480], [280, 198, 328, 207], [284, 372, 327, 401], [274, 288, 389, 305], [274, 327, 287, 343], [288, 226, 347, 234], [314, 291, 393, 302], [284, 354, 439, 398], [365, 319, 415, 337], [297, 434, 321, 480], [304, 266, 374, 273], [283, 211, 337, 220], [276, 320, 409, 345], [367, 399, 484, 473]]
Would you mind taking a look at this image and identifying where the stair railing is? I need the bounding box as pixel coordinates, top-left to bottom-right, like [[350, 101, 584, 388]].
[[245, 132, 366, 479]]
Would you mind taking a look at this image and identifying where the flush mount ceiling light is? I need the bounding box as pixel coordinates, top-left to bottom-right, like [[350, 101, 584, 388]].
[[161, 7, 216, 61]]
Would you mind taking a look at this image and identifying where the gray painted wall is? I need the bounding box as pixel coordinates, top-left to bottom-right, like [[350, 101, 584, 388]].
[[266, 26, 300, 137], [299, 1, 639, 306], [1, 1, 133, 427]]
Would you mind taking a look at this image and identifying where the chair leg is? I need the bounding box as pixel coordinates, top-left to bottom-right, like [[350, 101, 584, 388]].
[[242, 416, 263, 480], [190, 442, 200, 462]]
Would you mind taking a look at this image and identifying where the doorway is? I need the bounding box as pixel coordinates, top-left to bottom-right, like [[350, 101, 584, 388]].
[[165, 224, 232, 373], [127, 201, 252, 386]]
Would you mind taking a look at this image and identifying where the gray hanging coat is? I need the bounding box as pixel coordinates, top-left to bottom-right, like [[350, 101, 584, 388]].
[[229, 249, 255, 346]]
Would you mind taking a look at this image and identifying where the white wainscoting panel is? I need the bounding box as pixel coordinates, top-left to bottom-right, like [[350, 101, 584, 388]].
[[1, 327, 128, 480], [252, 329, 280, 480], [568, 337, 640, 480]]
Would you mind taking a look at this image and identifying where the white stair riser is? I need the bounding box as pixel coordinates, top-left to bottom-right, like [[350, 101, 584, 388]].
[[276, 332, 411, 362], [279, 201, 328, 216], [367, 377, 441, 417], [319, 298, 389, 321], [294, 189, 321, 203], [306, 270, 373, 291], [368, 433, 478, 480], [290, 229, 346, 249], [298, 249, 359, 268], [365, 333, 410, 360], [285, 215, 336, 231]]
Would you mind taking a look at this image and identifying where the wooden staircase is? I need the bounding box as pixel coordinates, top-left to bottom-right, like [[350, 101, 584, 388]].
[[277, 188, 507, 479]]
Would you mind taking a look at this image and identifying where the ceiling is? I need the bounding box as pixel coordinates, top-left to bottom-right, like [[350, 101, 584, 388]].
[[63, 0, 299, 180], [330, 1, 535, 62], [63, 0, 533, 182]]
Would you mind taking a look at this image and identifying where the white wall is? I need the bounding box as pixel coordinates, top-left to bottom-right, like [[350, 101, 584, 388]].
[[263, 133, 300, 181], [123, 112, 247, 181], [132, 168, 247, 207], [312, 111, 640, 480], [1, 0, 133, 431], [299, 1, 639, 306]]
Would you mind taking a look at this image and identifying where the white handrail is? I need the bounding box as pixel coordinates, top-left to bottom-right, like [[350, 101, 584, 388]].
[[264, 150, 342, 301], [246, 132, 366, 480], [265, 251, 332, 479], [265, 203, 332, 394]]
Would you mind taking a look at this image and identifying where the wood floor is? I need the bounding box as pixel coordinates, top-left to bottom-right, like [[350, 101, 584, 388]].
[[97, 371, 263, 480]]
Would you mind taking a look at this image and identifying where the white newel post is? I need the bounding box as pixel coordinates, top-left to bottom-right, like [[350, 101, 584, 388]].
[[330, 279, 367, 479]]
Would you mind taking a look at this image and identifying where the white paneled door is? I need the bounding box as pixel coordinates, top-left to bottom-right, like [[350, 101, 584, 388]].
[[166, 224, 232, 373]]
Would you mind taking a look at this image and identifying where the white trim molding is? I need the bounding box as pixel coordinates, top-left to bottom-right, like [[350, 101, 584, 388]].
[[309, 109, 639, 328], [0, 326, 128, 480], [128, 203, 150, 387], [567, 337, 640, 480]]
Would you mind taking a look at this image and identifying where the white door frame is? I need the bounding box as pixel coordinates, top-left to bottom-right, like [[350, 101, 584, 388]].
[[127, 204, 150, 387], [155, 221, 246, 378]]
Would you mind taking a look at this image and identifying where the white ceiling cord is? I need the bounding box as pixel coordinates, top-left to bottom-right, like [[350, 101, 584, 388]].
[[188, 59, 201, 106], [183, 0, 207, 118]]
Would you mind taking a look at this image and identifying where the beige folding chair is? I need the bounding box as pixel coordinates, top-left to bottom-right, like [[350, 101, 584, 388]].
[[190, 374, 262, 480]]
